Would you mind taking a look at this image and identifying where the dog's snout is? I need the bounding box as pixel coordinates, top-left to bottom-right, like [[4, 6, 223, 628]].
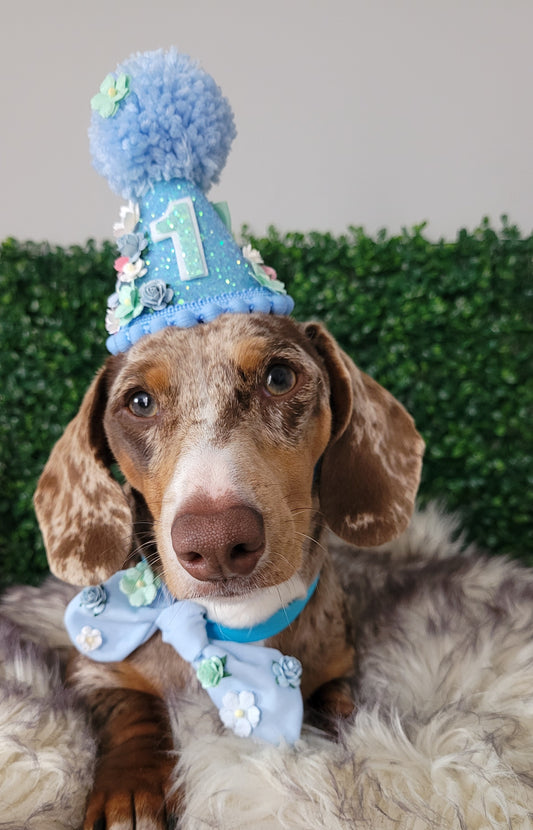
[[171, 502, 265, 581]]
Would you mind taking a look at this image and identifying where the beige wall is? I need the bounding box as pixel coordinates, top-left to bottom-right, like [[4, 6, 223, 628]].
[[1, 0, 531, 244]]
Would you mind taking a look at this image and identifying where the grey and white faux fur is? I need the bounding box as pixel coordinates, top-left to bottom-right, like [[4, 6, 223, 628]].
[[0, 583, 94, 830], [2, 506, 533, 829]]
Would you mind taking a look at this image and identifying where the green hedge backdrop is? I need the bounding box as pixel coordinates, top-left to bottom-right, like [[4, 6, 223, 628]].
[[1, 218, 531, 590]]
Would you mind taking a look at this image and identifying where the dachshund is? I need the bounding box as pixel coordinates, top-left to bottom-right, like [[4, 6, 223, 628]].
[[34, 313, 424, 829]]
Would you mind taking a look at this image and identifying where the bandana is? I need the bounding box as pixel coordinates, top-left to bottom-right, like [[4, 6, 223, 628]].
[[65, 565, 319, 745]]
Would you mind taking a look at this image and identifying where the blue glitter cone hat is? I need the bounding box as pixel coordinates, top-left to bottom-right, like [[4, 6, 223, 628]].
[[89, 48, 294, 354]]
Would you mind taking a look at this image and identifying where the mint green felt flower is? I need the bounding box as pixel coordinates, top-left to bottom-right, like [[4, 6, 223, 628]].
[[91, 73, 130, 118], [196, 655, 231, 689], [119, 562, 161, 607], [251, 266, 288, 294], [115, 284, 144, 327], [242, 245, 287, 295]]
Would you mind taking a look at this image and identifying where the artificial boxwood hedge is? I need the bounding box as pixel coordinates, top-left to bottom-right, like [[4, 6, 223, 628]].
[[1, 219, 531, 590]]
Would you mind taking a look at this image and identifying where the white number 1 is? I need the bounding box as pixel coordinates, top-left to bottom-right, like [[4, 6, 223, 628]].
[[150, 197, 209, 281]]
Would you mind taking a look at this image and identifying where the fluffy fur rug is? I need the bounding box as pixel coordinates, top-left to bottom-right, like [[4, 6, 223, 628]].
[[2, 506, 533, 829]]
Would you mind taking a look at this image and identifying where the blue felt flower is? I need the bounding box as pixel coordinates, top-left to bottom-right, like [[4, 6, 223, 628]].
[[79, 585, 107, 616], [272, 656, 303, 688], [107, 291, 120, 310], [139, 279, 174, 311], [116, 232, 148, 263]]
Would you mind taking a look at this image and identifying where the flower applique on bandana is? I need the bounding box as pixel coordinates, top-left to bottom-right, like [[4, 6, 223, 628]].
[[119, 562, 161, 607]]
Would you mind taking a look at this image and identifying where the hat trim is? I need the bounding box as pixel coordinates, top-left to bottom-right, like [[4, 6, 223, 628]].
[[106, 286, 294, 354]]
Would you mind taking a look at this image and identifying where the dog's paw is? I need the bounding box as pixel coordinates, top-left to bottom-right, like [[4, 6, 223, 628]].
[[83, 766, 181, 830], [84, 787, 174, 830], [305, 677, 356, 739]]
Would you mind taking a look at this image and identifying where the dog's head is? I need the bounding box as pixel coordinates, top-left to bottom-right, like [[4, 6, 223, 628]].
[[34, 315, 424, 600]]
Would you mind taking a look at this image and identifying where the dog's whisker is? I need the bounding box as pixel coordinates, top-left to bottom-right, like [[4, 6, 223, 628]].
[[294, 530, 328, 557]]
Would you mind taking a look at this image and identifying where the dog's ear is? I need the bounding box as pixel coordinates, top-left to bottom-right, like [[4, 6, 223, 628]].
[[304, 323, 424, 547], [34, 360, 133, 585]]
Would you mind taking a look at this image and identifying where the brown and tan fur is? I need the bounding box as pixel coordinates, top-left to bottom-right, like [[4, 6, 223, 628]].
[[34, 314, 424, 829]]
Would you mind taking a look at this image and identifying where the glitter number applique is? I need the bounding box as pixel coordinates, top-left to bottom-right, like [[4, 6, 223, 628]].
[[150, 197, 208, 281]]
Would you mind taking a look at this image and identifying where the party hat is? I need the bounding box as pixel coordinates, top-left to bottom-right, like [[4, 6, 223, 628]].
[[89, 48, 294, 354]]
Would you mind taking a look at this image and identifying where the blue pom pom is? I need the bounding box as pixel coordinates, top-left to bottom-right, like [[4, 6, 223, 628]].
[[89, 48, 236, 199]]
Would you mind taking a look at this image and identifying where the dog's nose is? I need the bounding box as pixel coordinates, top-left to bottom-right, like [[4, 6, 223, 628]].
[[171, 502, 265, 581]]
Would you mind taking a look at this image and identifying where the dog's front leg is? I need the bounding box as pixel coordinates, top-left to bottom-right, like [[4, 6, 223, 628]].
[[83, 684, 179, 829], [82, 684, 179, 829], [67, 652, 182, 830]]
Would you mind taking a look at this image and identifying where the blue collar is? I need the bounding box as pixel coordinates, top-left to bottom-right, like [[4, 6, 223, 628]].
[[205, 575, 320, 643]]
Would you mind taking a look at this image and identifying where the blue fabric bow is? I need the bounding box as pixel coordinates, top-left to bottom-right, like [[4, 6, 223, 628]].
[[64, 569, 310, 745]]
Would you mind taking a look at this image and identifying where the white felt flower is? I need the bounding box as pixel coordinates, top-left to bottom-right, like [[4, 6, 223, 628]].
[[76, 625, 103, 652], [219, 690, 261, 737], [113, 201, 140, 238], [105, 307, 121, 335], [242, 244, 264, 265]]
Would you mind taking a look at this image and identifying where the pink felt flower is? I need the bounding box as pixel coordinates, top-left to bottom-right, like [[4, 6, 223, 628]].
[[261, 265, 278, 281], [114, 256, 130, 273]]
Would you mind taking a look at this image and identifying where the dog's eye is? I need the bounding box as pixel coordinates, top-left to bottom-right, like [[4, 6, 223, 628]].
[[128, 391, 158, 418], [264, 364, 297, 397]]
